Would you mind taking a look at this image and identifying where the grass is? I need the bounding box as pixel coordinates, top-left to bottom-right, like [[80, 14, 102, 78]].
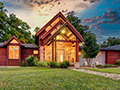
[[0, 67, 120, 90], [86, 68, 120, 74]]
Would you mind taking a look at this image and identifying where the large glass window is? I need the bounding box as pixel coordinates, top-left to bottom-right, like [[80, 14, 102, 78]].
[[45, 43, 52, 62], [56, 42, 76, 63], [9, 46, 19, 59], [55, 26, 76, 41], [40, 46, 43, 61]]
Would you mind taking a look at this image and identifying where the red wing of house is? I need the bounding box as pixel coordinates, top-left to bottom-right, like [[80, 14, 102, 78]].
[[35, 12, 84, 63], [2, 36, 23, 66], [0, 36, 39, 66]]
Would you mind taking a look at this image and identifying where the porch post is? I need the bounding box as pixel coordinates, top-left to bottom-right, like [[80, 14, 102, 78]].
[[55, 38, 57, 62], [39, 39, 43, 61], [52, 41, 54, 61], [76, 39, 79, 62]]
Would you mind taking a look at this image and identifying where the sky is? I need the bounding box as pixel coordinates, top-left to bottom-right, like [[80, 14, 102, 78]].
[[1, 0, 120, 43]]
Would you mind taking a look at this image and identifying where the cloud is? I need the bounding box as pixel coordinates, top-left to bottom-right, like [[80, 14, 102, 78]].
[[83, 0, 100, 3], [75, 3, 89, 9], [1, 0, 99, 33], [62, 10, 68, 13], [103, 11, 120, 24], [82, 16, 101, 24], [66, 11, 76, 15], [83, 11, 120, 29]]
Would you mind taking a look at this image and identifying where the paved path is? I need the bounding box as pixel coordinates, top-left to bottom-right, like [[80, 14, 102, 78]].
[[71, 68, 120, 80]]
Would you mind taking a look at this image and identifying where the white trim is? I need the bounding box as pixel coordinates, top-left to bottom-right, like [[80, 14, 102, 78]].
[[9, 45, 19, 59]]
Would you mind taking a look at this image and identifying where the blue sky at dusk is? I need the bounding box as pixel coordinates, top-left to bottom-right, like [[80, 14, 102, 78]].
[[1, 0, 120, 43]]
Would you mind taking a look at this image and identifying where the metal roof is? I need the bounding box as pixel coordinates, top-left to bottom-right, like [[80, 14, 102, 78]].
[[22, 44, 39, 49]]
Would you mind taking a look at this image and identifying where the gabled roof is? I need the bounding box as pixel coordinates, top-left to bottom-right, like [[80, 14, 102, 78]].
[[45, 21, 84, 44], [40, 20, 64, 40], [35, 12, 84, 45], [4, 36, 23, 46], [36, 12, 67, 36]]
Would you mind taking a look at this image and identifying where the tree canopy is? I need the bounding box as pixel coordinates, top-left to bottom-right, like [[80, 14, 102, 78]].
[[67, 15, 89, 38], [100, 37, 120, 47], [67, 15, 99, 66], [0, 1, 34, 44], [82, 32, 100, 66], [34, 27, 40, 33]]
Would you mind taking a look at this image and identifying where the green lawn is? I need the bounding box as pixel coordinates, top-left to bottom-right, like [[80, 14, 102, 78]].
[[0, 67, 120, 90], [86, 68, 120, 74]]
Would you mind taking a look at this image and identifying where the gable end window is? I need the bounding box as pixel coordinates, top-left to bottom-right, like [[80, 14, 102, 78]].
[[9, 46, 19, 59]]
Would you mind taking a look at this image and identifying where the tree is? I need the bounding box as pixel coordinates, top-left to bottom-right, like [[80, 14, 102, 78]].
[[0, 1, 8, 42], [67, 15, 89, 38], [82, 32, 100, 66], [34, 26, 40, 33], [67, 15, 99, 66], [100, 37, 120, 47], [0, 1, 34, 44]]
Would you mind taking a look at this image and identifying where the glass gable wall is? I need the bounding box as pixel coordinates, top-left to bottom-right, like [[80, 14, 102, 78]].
[[45, 26, 79, 63]]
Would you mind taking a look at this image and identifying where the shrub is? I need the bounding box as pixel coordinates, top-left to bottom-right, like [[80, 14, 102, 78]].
[[25, 55, 38, 66], [49, 61, 59, 68], [59, 61, 71, 68], [38, 61, 48, 67], [21, 61, 25, 66], [33, 57, 39, 66], [116, 59, 120, 66], [96, 65, 104, 68], [114, 65, 119, 67], [104, 64, 114, 68]]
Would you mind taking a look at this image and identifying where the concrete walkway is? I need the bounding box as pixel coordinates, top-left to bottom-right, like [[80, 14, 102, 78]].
[[71, 68, 120, 80]]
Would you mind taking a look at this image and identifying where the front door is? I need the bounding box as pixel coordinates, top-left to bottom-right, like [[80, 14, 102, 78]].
[[57, 49, 65, 62]]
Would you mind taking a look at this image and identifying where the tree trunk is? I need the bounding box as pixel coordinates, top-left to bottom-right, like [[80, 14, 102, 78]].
[[86, 58, 93, 67]]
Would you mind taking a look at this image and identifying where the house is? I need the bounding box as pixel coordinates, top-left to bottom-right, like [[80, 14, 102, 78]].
[[0, 12, 84, 66], [0, 12, 119, 66]]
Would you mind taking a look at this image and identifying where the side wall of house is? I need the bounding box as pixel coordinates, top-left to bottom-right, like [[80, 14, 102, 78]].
[[106, 51, 120, 65], [0, 47, 7, 66], [21, 48, 39, 65], [79, 50, 105, 66]]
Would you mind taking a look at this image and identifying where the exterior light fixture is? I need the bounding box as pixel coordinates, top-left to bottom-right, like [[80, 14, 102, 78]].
[[61, 30, 65, 33]]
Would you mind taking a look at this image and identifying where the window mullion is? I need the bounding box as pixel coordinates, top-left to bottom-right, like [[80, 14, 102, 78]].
[[13, 46, 15, 59]]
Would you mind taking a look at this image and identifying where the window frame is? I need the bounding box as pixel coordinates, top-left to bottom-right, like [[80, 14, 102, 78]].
[[33, 50, 38, 54], [9, 45, 19, 60]]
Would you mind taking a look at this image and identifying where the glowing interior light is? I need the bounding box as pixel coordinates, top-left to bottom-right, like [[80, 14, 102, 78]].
[[57, 36, 60, 39], [66, 48, 68, 51], [79, 52, 81, 55], [97, 52, 101, 56], [71, 50, 74, 52], [61, 30, 65, 33]]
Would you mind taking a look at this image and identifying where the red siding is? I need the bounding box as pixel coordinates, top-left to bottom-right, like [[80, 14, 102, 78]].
[[107, 51, 120, 65], [0, 47, 7, 66], [21, 48, 39, 65], [7, 44, 21, 66]]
